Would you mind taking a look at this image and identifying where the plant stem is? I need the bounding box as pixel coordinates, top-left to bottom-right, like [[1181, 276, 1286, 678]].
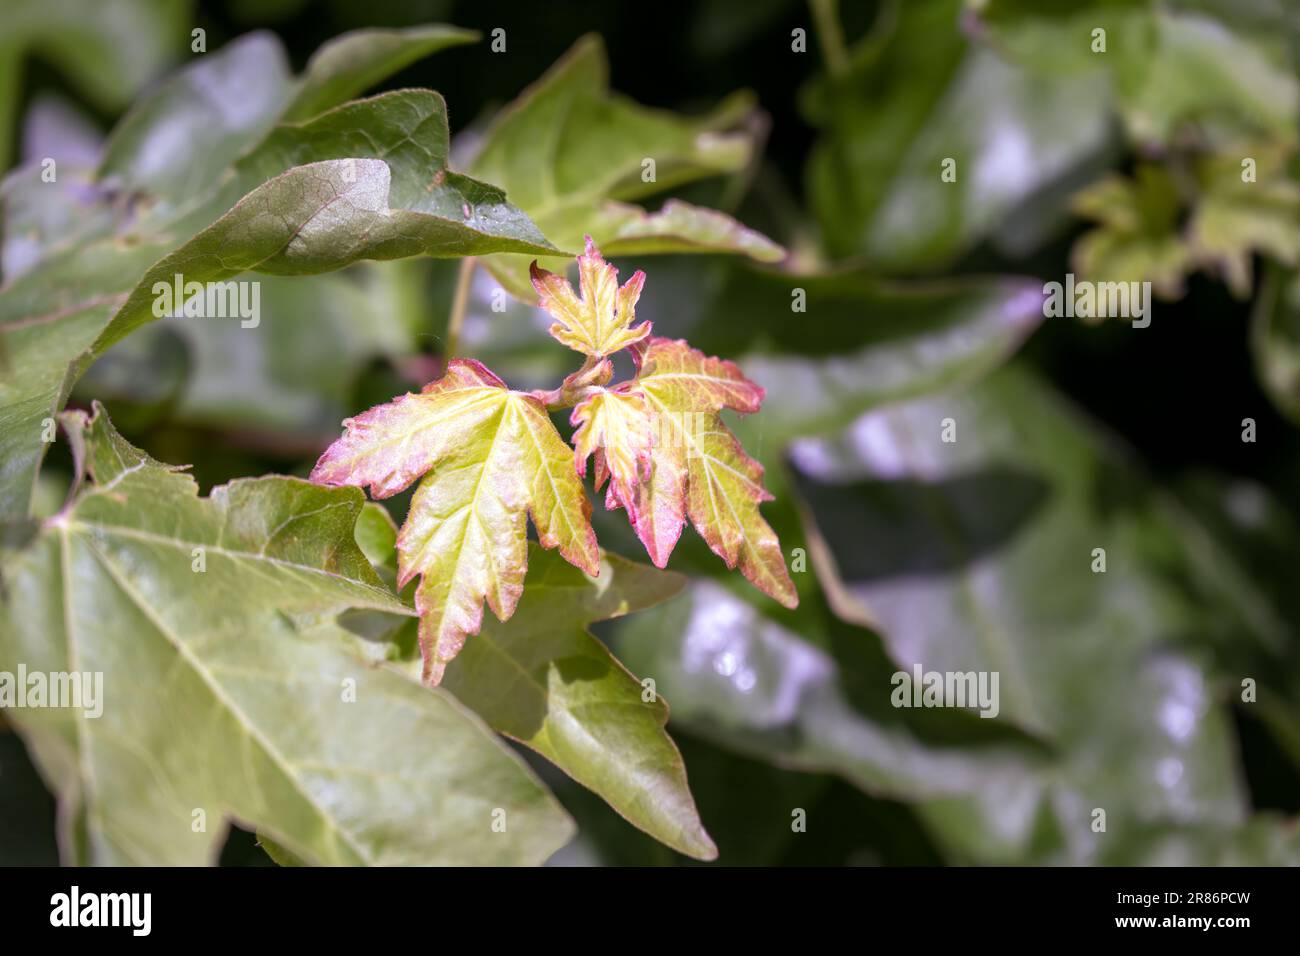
[[445, 256, 476, 359], [809, 0, 849, 78]]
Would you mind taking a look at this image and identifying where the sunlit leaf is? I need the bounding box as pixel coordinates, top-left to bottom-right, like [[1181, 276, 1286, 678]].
[[442, 546, 718, 860], [1189, 147, 1300, 297], [311, 359, 599, 684], [530, 236, 649, 357], [0, 406, 574, 865], [571, 388, 654, 508], [2, 68, 554, 523], [580, 336, 796, 608]]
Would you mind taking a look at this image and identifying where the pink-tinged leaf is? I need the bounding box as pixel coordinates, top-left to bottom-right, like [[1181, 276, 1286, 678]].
[[571, 388, 653, 505], [310, 360, 507, 498], [312, 359, 598, 684], [628, 336, 764, 413], [623, 447, 688, 569], [673, 416, 795, 607], [530, 236, 650, 357], [580, 337, 796, 608], [591, 450, 624, 513]]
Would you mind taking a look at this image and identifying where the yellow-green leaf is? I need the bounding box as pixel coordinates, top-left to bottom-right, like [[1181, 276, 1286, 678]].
[[530, 236, 649, 357], [578, 337, 796, 608], [571, 387, 654, 508], [1071, 164, 1193, 300]]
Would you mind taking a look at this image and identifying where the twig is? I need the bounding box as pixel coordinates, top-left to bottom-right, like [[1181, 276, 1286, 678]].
[[445, 256, 477, 359]]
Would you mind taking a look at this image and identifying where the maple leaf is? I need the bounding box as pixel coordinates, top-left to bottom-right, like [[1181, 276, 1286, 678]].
[[573, 337, 798, 608], [571, 388, 654, 507], [0, 404, 574, 865], [530, 235, 650, 357], [311, 359, 599, 684]]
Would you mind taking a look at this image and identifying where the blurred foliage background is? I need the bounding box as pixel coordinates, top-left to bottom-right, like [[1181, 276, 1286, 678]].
[[3, 0, 1300, 865]]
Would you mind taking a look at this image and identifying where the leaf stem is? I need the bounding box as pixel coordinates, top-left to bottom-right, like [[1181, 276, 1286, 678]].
[[445, 256, 476, 359], [532, 356, 614, 410]]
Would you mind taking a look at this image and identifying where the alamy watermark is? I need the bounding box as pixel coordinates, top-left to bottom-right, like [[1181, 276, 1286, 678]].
[[1043, 273, 1151, 328], [890, 663, 1000, 719], [0, 665, 103, 718], [152, 273, 261, 328], [50, 886, 151, 936]]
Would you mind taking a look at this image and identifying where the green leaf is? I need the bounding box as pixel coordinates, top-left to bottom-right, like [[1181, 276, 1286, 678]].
[[972, 0, 1300, 146], [1070, 164, 1194, 299], [94, 89, 556, 357], [0, 406, 574, 865], [0, 240, 171, 522], [257, 832, 306, 867], [590, 199, 783, 262], [1189, 148, 1300, 297], [311, 359, 599, 685], [441, 546, 718, 860], [546, 733, 839, 867], [2, 83, 555, 522], [77, 265, 421, 437], [93, 152, 553, 360], [98, 32, 294, 205], [804, 0, 1113, 268], [100, 25, 481, 209], [617, 257, 1047, 444], [281, 24, 480, 122], [786, 366, 1254, 860], [1072, 147, 1300, 299], [613, 578, 1047, 803], [1253, 263, 1300, 423], [469, 35, 781, 299], [0, 0, 188, 168], [223, 90, 547, 234], [353, 501, 399, 572]]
